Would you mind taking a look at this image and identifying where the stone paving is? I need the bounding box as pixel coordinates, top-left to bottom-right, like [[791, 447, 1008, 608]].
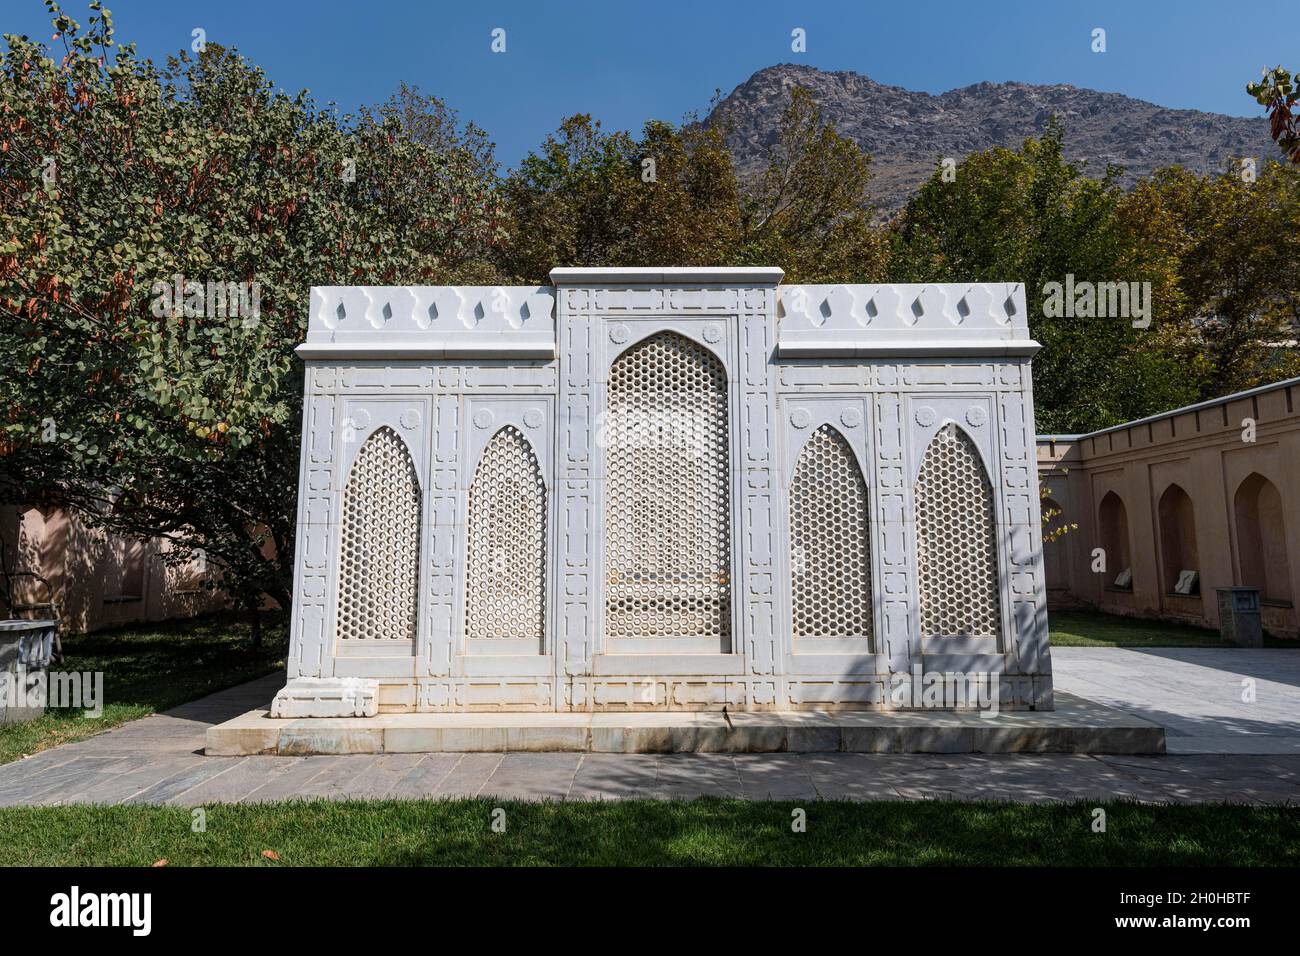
[[1051, 646, 1300, 755], [1, 647, 1299, 806]]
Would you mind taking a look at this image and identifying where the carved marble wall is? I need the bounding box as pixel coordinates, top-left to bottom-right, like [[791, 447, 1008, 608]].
[[277, 269, 1053, 714]]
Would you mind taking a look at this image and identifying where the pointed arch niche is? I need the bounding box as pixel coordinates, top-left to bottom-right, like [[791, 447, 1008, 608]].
[[914, 423, 1002, 641], [335, 426, 421, 654], [464, 425, 548, 648], [1234, 473, 1292, 605], [790, 424, 873, 644], [603, 330, 731, 649], [1098, 491, 1133, 591], [1157, 483, 1199, 597]]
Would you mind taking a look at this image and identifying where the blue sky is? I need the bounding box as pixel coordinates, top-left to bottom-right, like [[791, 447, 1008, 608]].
[[5, 1, 1294, 170]]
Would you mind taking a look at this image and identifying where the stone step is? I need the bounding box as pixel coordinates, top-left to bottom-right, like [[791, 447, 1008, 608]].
[[206, 692, 1163, 756]]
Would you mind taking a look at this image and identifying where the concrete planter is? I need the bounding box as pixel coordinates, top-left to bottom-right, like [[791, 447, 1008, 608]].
[[0, 619, 59, 724]]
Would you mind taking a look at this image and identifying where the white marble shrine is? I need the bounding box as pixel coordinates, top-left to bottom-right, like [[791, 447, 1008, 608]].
[[271, 267, 1054, 717]]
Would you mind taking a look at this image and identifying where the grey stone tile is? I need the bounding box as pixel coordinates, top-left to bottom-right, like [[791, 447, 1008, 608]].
[[803, 754, 918, 800], [567, 753, 660, 800], [432, 754, 503, 798], [292, 755, 380, 800], [480, 753, 582, 801], [0, 755, 146, 805], [241, 755, 347, 802], [124, 757, 248, 805], [734, 753, 818, 800], [161, 757, 294, 805], [339, 754, 428, 799], [74, 755, 211, 805], [652, 754, 742, 798], [386, 754, 463, 799]]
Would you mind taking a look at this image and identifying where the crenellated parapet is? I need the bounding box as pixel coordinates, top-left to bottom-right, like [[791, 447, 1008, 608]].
[[301, 285, 556, 359], [776, 282, 1035, 357]]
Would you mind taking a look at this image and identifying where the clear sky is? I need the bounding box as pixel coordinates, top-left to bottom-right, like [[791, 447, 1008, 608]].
[[4, 0, 1294, 170]]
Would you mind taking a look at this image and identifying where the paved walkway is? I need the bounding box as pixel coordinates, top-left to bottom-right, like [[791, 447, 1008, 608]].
[[1052, 647, 1300, 754], [1, 648, 1299, 806]]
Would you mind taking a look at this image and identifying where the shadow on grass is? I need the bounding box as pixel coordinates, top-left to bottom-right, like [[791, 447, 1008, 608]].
[[0, 797, 1295, 866], [0, 611, 288, 763], [57, 611, 288, 710], [1050, 609, 1298, 648]]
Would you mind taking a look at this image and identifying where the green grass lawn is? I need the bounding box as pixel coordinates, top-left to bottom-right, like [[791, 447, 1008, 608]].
[[0, 611, 287, 765], [1049, 609, 1297, 648], [0, 798, 1294, 866]]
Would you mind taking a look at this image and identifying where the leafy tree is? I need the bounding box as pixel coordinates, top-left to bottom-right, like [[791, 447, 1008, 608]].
[[1248, 66, 1300, 165], [1127, 162, 1300, 393], [498, 113, 739, 281], [365, 80, 496, 181], [891, 124, 1202, 432], [500, 87, 889, 284], [0, 2, 502, 629], [736, 86, 888, 283]]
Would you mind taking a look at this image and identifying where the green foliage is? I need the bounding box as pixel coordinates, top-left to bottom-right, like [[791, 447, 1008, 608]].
[[736, 86, 887, 282], [891, 124, 1207, 432], [1127, 162, 1300, 393], [498, 87, 887, 284], [498, 113, 739, 281], [0, 2, 502, 609], [1248, 65, 1300, 165]]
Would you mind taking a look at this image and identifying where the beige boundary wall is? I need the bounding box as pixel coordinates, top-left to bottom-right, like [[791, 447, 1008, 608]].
[[0, 505, 226, 634], [1037, 376, 1300, 637]]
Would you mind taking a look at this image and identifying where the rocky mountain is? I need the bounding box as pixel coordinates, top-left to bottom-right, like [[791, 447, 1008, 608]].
[[708, 64, 1275, 214]]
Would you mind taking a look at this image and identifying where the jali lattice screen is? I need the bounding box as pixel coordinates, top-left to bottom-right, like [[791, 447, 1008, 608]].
[[464, 426, 548, 642], [915, 423, 1002, 640], [335, 426, 421, 650], [604, 331, 731, 641], [791, 425, 873, 642]]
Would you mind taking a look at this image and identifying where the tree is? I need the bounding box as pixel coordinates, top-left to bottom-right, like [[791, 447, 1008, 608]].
[[1128, 162, 1300, 394], [1248, 66, 1300, 165], [891, 124, 1202, 433], [499, 86, 890, 284], [0, 2, 503, 627], [736, 86, 888, 283], [497, 113, 739, 281], [365, 80, 496, 180]]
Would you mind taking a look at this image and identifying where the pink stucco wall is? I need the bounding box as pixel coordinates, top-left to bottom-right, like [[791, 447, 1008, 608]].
[[0, 505, 228, 634], [1037, 377, 1300, 637]]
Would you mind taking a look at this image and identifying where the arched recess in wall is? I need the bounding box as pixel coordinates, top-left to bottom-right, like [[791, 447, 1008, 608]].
[[1157, 483, 1199, 595], [790, 424, 873, 644], [12, 506, 58, 609], [604, 330, 731, 644], [914, 422, 1002, 640], [335, 426, 421, 652], [1097, 491, 1133, 589], [104, 499, 147, 603], [1234, 472, 1293, 604], [1041, 496, 1067, 590], [464, 425, 548, 644]]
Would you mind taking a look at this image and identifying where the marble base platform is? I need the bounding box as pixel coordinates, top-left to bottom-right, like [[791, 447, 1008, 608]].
[[206, 691, 1164, 756]]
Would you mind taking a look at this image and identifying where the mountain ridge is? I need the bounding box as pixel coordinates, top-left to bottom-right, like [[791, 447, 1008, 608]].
[[706, 63, 1275, 213]]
